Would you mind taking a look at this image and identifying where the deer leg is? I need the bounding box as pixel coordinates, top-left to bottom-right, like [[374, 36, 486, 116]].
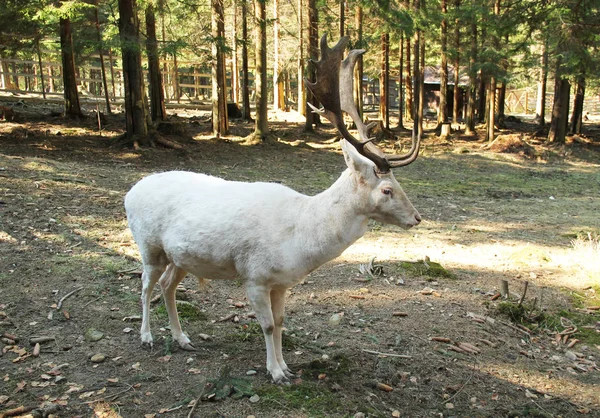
[[247, 284, 288, 384], [140, 262, 166, 348], [270, 287, 294, 378], [159, 264, 195, 350]]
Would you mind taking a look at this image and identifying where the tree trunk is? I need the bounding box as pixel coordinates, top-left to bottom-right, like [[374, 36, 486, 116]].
[[438, 0, 448, 127], [535, 40, 548, 126], [548, 75, 570, 143], [297, 0, 305, 115], [452, 0, 460, 125], [305, 0, 319, 131], [253, 0, 268, 139], [241, 0, 252, 121], [413, 1, 423, 137], [35, 37, 46, 100], [232, 0, 239, 105], [487, 77, 496, 142], [419, 31, 425, 137], [405, 35, 413, 120], [94, 0, 111, 113], [146, 4, 166, 121], [118, 0, 149, 146], [59, 17, 82, 118], [570, 75, 585, 134], [273, 0, 284, 110], [465, 22, 477, 135], [379, 33, 389, 129], [354, 6, 363, 121], [397, 34, 404, 129], [497, 81, 506, 120], [339, 0, 345, 37], [0, 58, 16, 90], [212, 0, 228, 136]]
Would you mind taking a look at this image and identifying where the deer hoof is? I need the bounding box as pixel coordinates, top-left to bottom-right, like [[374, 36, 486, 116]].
[[179, 342, 196, 351]]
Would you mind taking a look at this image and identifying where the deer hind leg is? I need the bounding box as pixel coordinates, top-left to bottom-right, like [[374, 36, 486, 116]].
[[159, 264, 194, 350], [246, 284, 289, 384], [270, 286, 293, 378], [140, 259, 168, 348]]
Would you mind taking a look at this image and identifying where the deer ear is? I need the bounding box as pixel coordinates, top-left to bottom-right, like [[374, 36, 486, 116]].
[[341, 139, 375, 179]]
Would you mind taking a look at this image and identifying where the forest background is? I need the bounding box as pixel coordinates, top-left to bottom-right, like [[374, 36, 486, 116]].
[[1, 1, 600, 417], [1, 0, 599, 145]]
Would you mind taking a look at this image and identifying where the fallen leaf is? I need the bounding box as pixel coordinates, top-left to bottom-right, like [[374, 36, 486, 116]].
[[14, 381, 26, 393], [79, 391, 95, 399], [525, 389, 538, 399], [376, 382, 393, 392]]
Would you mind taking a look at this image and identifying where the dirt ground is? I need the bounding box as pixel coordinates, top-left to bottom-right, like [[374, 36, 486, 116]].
[[1, 101, 599, 418]]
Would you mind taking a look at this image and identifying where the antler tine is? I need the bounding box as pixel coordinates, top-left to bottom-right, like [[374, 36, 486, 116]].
[[339, 41, 421, 170], [305, 36, 392, 172], [305, 36, 420, 173], [386, 130, 421, 168]]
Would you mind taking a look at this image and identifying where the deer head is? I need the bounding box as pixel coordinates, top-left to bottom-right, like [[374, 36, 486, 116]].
[[305, 36, 421, 229], [305, 36, 420, 174]]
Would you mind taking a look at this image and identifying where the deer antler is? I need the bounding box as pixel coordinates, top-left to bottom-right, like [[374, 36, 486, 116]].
[[305, 36, 420, 173]]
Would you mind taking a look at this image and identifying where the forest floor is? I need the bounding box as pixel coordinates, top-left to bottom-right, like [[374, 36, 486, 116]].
[[1, 100, 599, 418]]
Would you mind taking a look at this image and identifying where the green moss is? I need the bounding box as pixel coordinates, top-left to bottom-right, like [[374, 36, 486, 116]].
[[532, 309, 600, 345], [398, 260, 454, 280], [154, 301, 207, 322], [256, 381, 342, 417], [508, 407, 552, 418], [200, 369, 254, 401], [497, 301, 528, 323], [225, 321, 263, 342], [296, 353, 352, 381]]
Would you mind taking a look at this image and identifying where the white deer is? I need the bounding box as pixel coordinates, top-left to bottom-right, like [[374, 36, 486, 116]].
[[124, 37, 421, 384]]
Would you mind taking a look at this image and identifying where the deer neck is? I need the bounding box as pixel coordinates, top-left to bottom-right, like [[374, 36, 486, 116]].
[[301, 169, 370, 260]]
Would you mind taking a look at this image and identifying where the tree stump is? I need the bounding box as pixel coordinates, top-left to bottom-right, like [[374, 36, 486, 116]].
[[440, 123, 451, 139]]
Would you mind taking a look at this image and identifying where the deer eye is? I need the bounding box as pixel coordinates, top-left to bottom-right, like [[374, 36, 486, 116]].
[[382, 188, 393, 196]]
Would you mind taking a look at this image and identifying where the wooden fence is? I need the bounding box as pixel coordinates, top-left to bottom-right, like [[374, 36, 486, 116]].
[[2, 57, 598, 115], [0, 56, 258, 109]]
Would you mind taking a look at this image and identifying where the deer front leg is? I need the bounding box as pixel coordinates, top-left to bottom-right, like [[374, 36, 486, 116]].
[[246, 284, 289, 384], [270, 286, 294, 378], [159, 264, 195, 351], [140, 263, 166, 348]]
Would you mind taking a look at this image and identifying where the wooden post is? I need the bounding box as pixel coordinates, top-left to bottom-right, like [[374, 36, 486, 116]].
[[37, 52, 47, 98], [108, 48, 116, 99], [440, 123, 451, 138], [194, 65, 199, 98], [173, 53, 180, 103], [500, 280, 509, 299]]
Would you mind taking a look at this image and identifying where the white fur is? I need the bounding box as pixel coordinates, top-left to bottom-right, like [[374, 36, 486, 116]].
[[124, 140, 420, 383]]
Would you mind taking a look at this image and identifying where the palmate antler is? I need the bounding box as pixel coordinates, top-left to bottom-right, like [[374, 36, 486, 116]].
[[305, 36, 420, 174]]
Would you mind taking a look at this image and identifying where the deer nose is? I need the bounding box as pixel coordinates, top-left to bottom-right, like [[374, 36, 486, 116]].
[[414, 213, 422, 224]]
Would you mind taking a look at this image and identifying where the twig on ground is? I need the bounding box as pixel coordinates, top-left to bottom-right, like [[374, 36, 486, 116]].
[[117, 266, 142, 274], [217, 313, 236, 322], [440, 366, 475, 406], [186, 397, 201, 418], [56, 287, 84, 310], [362, 349, 412, 359], [518, 281, 529, 307], [498, 320, 531, 336], [83, 296, 102, 308], [0, 405, 36, 418]]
